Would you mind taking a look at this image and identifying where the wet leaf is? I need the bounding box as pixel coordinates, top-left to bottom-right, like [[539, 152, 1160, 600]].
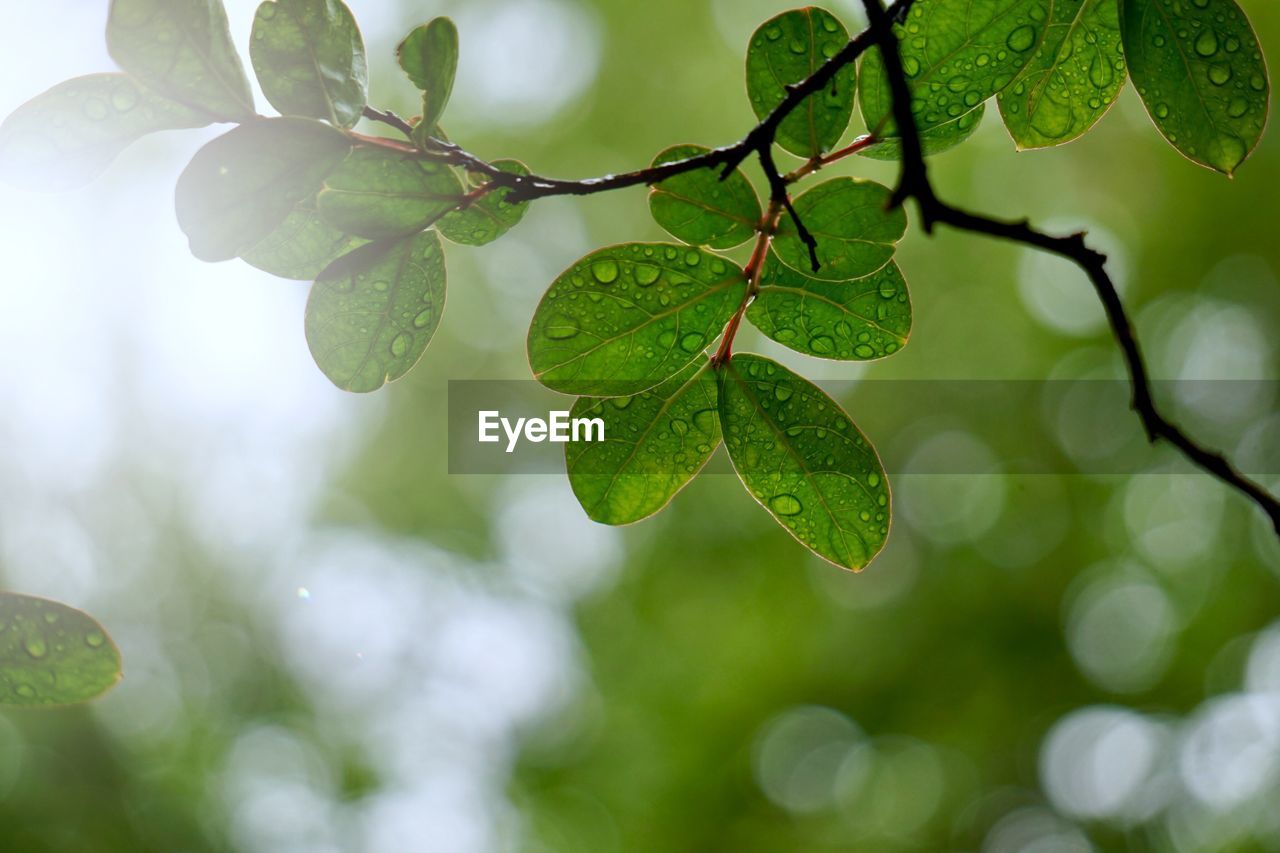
[[719, 353, 890, 571], [241, 197, 367, 279], [859, 103, 986, 160], [398, 17, 458, 142], [747, 258, 911, 360], [316, 145, 464, 240], [1120, 0, 1268, 174], [0, 593, 121, 708], [107, 0, 255, 120], [527, 243, 746, 396], [438, 159, 530, 246], [567, 357, 721, 525], [305, 230, 446, 392], [860, 0, 1051, 136], [0, 73, 210, 191], [176, 117, 352, 262], [772, 177, 907, 281], [998, 0, 1126, 148], [647, 144, 762, 249], [250, 0, 368, 128], [746, 7, 857, 158]]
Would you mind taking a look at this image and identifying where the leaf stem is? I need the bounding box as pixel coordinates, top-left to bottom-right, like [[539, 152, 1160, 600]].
[[713, 201, 783, 367]]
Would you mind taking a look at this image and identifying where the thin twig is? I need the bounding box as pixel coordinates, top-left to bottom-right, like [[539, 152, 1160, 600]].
[[858, 0, 1280, 534]]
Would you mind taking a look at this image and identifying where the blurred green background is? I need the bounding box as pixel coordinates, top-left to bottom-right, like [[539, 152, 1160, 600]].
[[1, 0, 1279, 850]]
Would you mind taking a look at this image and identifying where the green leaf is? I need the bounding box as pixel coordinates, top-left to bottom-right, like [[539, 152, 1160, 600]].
[[746, 7, 857, 158], [438, 160, 531, 246], [747, 258, 911, 359], [566, 357, 721, 524], [175, 117, 352, 262], [0, 74, 210, 191], [107, 0, 255, 120], [647, 144, 762, 249], [527, 243, 747, 396], [0, 593, 121, 708], [859, 0, 1051, 136], [858, 103, 986, 160], [1120, 0, 1268, 175], [998, 0, 1126, 148], [719, 354, 890, 571], [772, 177, 907, 281], [398, 17, 458, 142], [250, 0, 368, 128], [241, 197, 367, 279], [316, 145, 464, 240], [305, 230, 446, 392]]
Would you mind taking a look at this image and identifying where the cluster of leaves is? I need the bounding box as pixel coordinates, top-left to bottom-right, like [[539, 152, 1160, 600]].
[[0, 0, 1271, 584]]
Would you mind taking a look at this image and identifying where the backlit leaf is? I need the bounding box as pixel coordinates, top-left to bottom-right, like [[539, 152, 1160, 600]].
[[0, 73, 209, 191], [999, 0, 1126, 148], [772, 177, 906, 281], [305, 230, 446, 392], [860, 0, 1051, 136], [566, 357, 721, 525], [398, 17, 458, 142], [647, 144, 762, 249], [107, 0, 255, 120], [527, 243, 746, 396], [746, 7, 858, 158], [241, 197, 367, 279], [1120, 0, 1268, 174], [438, 159, 530, 246], [0, 593, 121, 708], [175, 116, 352, 262], [317, 145, 464, 240], [747, 258, 911, 359], [250, 0, 368, 128], [719, 353, 890, 571]]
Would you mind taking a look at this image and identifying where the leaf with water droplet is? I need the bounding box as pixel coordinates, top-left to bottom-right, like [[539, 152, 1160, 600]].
[[176, 117, 353, 262], [999, 0, 1126, 148], [1120, 0, 1267, 174], [860, 0, 1051, 138], [398, 17, 458, 142], [745, 8, 857, 158], [528, 243, 746, 396], [0, 592, 121, 707], [0, 74, 211, 191], [567, 357, 720, 524], [317, 144, 464, 239], [305, 229, 446, 391], [241, 195, 367, 279], [719, 353, 890, 570], [772, 178, 906, 281], [107, 0, 255, 120], [647, 144, 762, 249], [858, 103, 986, 160], [747, 258, 912, 360], [250, 0, 368, 128], [439, 159, 530, 246]]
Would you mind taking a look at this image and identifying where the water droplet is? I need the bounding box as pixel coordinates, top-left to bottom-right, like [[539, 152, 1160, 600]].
[[390, 332, 412, 357], [773, 381, 793, 402], [811, 335, 835, 354], [24, 637, 47, 659], [1194, 29, 1218, 56], [1208, 63, 1231, 85], [15, 684, 35, 699], [854, 344, 875, 358], [591, 259, 619, 284], [770, 494, 803, 516], [412, 308, 433, 328], [679, 333, 704, 353], [1227, 96, 1248, 117], [669, 418, 689, 437], [85, 631, 105, 648], [634, 263, 660, 286], [683, 250, 701, 266], [867, 472, 881, 488], [544, 314, 580, 340], [692, 408, 717, 435], [1154, 102, 1170, 119]]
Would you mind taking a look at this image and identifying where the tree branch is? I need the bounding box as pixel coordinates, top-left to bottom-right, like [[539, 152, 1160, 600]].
[[858, 0, 1280, 535]]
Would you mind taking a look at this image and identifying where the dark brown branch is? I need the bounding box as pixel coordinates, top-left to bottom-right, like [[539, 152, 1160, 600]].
[[858, 0, 1280, 535]]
